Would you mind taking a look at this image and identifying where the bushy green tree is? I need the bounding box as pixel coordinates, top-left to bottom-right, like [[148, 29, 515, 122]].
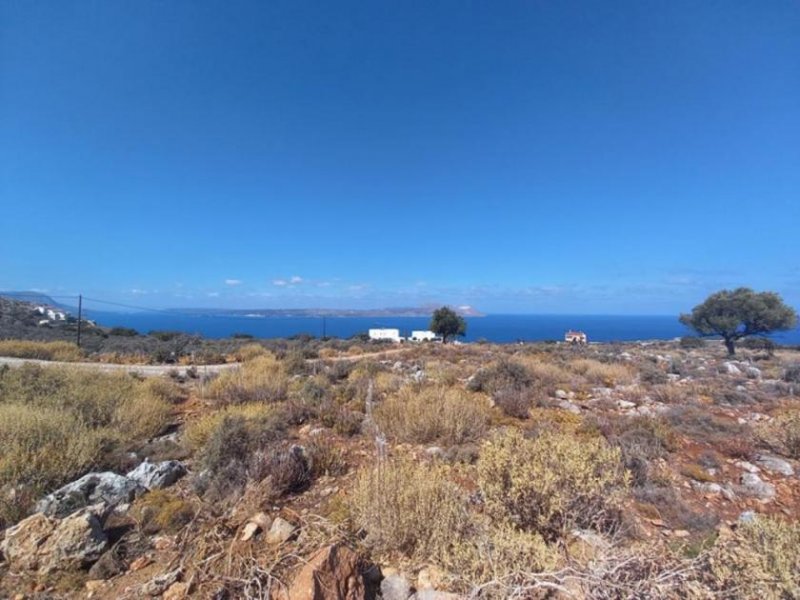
[[429, 306, 466, 344], [680, 288, 797, 355]]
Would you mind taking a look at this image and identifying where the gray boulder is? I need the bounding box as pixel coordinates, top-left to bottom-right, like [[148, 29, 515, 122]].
[[745, 366, 762, 380], [722, 362, 742, 375], [266, 517, 296, 545], [1, 510, 108, 574], [38, 510, 108, 574], [381, 574, 413, 600], [754, 454, 794, 477], [412, 591, 462, 600], [36, 472, 143, 518], [126, 460, 187, 490], [739, 472, 776, 501]]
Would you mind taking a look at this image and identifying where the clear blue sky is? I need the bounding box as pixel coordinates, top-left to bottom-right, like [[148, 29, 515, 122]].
[[1, 1, 798, 314]]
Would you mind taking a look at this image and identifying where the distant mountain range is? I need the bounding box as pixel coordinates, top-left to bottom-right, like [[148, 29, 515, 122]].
[[0, 291, 70, 309], [0, 293, 483, 318], [166, 304, 484, 318]]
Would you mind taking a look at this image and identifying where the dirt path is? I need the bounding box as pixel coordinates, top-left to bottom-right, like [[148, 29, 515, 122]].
[[0, 346, 414, 377]]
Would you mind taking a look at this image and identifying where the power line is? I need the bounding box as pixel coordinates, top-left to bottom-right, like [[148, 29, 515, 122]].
[[81, 296, 181, 314]]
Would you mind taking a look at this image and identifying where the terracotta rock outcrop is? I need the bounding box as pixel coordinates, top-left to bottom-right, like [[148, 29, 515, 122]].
[[288, 543, 365, 600]]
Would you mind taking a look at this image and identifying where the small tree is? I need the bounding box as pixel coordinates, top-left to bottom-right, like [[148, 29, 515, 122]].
[[429, 306, 467, 344], [680, 288, 797, 356]]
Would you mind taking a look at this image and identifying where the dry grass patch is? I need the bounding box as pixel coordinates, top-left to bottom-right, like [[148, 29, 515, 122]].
[[0, 339, 83, 361], [570, 358, 634, 386], [0, 364, 173, 526], [0, 364, 171, 439], [206, 354, 288, 404], [514, 355, 573, 387], [232, 342, 269, 362], [375, 385, 489, 445]]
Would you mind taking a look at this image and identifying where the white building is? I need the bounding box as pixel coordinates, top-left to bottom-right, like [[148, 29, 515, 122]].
[[564, 330, 588, 344], [368, 328, 403, 342], [410, 330, 438, 342], [46, 309, 66, 321]]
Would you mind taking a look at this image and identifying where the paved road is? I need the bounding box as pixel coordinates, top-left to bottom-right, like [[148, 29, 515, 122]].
[[0, 347, 413, 377], [0, 356, 240, 377]]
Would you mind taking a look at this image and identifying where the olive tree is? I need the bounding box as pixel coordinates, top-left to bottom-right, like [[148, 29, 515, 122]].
[[429, 306, 467, 344], [680, 288, 797, 355]]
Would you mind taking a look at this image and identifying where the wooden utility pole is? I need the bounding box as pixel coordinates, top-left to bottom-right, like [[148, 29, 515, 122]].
[[76, 294, 83, 348]]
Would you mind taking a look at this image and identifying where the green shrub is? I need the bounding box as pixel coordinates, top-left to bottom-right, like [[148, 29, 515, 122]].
[[133, 490, 194, 534], [704, 516, 800, 598], [740, 337, 776, 353], [306, 437, 348, 477], [109, 327, 139, 337], [679, 336, 705, 349], [186, 403, 285, 455], [466, 360, 532, 393], [477, 428, 628, 540], [492, 387, 534, 419], [783, 363, 800, 384], [600, 415, 677, 487]]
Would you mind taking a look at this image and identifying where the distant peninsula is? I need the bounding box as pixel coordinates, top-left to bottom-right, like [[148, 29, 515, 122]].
[[166, 304, 484, 318]]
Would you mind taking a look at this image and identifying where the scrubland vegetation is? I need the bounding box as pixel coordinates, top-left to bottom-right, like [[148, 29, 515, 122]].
[[0, 339, 83, 361], [1, 337, 800, 598], [0, 364, 173, 526]]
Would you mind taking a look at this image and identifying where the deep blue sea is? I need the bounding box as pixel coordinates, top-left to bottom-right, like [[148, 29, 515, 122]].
[[82, 311, 800, 345]]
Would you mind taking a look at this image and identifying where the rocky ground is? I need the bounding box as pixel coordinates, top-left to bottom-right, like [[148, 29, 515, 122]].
[[1, 339, 799, 599]]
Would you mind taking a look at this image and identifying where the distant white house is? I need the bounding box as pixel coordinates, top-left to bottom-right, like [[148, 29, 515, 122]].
[[410, 330, 438, 342], [34, 305, 66, 321], [565, 330, 588, 344], [368, 328, 403, 342]]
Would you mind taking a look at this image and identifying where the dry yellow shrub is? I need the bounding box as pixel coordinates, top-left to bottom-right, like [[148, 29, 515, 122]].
[[351, 457, 561, 596], [0, 340, 83, 362], [318, 347, 339, 359], [447, 523, 559, 594], [184, 402, 279, 452], [206, 354, 288, 403], [477, 428, 628, 539], [141, 376, 185, 404], [758, 409, 800, 459], [570, 358, 634, 386], [0, 404, 102, 526], [515, 355, 572, 386], [0, 364, 173, 525], [351, 458, 470, 562], [232, 343, 269, 362], [375, 385, 489, 445], [705, 516, 800, 598]]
